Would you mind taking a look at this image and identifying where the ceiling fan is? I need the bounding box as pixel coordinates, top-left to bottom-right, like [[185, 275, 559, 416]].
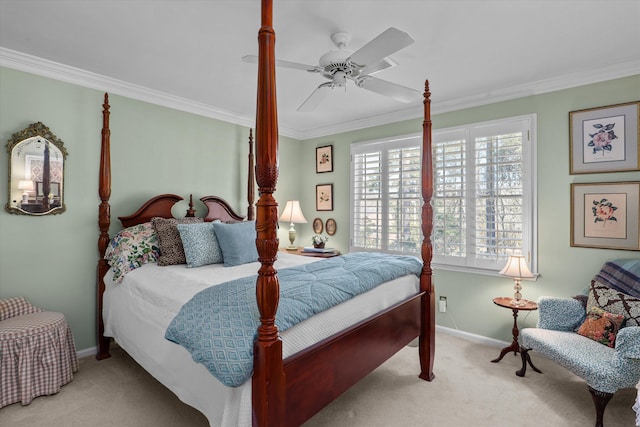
[[242, 27, 420, 112]]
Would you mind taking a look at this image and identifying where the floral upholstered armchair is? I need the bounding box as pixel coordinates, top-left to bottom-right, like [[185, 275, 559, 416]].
[[517, 259, 640, 427]]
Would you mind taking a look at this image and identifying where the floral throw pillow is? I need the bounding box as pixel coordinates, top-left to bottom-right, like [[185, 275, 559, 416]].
[[587, 280, 640, 327], [577, 306, 624, 348], [105, 222, 159, 283]]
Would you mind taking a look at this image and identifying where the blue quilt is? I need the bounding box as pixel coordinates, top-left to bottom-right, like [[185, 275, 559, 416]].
[[164, 252, 422, 387]]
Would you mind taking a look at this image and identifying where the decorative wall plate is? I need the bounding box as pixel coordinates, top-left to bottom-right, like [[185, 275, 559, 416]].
[[325, 218, 337, 235], [313, 217, 323, 234]]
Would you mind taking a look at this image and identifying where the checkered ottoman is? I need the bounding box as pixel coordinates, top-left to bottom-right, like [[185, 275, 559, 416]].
[[0, 311, 79, 407]]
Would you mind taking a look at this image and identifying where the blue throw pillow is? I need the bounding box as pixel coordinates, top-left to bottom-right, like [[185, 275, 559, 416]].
[[176, 222, 223, 268], [212, 220, 258, 267]]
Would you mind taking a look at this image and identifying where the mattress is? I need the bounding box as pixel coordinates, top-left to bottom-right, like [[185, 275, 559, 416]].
[[103, 252, 420, 426]]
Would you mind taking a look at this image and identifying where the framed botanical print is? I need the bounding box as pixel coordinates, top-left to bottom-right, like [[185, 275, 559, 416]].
[[569, 101, 639, 174], [571, 181, 640, 250], [316, 184, 333, 211], [316, 145, 333, 173]]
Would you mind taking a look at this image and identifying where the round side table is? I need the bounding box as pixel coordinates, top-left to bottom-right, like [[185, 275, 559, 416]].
[[490, 297, 538, 364]]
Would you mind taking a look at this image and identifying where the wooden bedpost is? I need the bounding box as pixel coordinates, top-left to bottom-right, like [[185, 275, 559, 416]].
[[419, 80, 435, 381], [247, 129, 255, 221], [252, 0, 285, 425], [96, 92, 112, 360]]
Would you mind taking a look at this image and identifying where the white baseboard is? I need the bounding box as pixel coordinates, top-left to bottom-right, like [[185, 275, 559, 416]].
[[76, 346, 97, 359], [436, 325, 509, 348]]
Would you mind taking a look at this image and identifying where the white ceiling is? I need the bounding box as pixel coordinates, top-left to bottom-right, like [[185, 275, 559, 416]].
[[1, 1, 639, 140]]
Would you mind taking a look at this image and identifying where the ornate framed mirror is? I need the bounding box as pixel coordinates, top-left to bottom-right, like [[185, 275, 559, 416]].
[[6, 122, 68, 216]]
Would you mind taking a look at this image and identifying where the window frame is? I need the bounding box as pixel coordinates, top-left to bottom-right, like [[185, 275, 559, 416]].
[[349, 114, 537, 276]]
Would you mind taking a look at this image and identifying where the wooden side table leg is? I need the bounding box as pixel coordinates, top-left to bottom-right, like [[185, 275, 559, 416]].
[[491, 308, 521, 363]]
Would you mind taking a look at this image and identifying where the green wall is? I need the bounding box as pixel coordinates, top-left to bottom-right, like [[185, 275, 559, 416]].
[[300, 75, 640, 341], [0, 67, 303, 350], [1, 66, 638, 351]]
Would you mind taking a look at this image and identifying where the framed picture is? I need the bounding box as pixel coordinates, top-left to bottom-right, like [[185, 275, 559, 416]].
[[325, 218, 337, 235], [316, 145, 333, 173], [571, 181, 640, 250], [316, 184, 333, 211], [312, 218, 323, 234], [569, 101, 639, 174]]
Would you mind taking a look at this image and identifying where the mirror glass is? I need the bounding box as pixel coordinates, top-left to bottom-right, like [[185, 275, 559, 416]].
[[6, 122, 68, 215]]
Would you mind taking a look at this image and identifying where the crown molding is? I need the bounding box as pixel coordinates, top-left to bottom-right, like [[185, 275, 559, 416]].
[[0, 48, 269, 135], [2, 47, 639, 141], [299, 57, 640, 139]]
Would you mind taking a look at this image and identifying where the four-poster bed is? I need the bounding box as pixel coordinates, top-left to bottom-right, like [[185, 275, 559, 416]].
[[96, 0, 435, 425]]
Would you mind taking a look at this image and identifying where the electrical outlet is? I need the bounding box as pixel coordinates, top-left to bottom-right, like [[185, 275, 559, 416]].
[[439, 296, 447, 313]]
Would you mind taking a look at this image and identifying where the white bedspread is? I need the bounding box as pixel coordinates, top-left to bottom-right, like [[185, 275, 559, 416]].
[[103, 252, 419, 426]]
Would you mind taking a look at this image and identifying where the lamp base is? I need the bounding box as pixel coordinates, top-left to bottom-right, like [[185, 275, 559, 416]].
[[510, 298, 527, 307], [286, 246, 298, 251]]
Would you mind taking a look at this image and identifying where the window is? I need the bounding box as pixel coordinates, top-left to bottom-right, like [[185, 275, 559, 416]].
[[350, 114, 536, 275], [351, 134, 423, 254]]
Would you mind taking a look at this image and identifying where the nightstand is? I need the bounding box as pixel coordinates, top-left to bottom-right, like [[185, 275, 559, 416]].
[[279, 247, 340, 258]]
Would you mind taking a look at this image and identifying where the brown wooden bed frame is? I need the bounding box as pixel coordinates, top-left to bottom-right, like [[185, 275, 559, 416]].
[[96, 1, 434, 425]]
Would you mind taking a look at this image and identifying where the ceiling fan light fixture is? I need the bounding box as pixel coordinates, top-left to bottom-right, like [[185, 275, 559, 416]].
[[245, 27, 417, 112], [332, 71, 347, 86]]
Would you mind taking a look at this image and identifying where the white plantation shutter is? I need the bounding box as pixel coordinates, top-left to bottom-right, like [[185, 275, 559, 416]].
[[432, 115, 536, 273], [351, 135, 422, 254], [352, 150, 383, 249], [350, 114, 536, 274]]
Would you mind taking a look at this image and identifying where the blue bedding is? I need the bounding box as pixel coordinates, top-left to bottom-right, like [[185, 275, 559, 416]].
[[165, 252, 422, 387]]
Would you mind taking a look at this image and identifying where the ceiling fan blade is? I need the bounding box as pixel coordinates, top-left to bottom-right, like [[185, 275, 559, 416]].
[[297, 83, 332, 112], [349, 27, 414, 68], [358, 76, 420, 103], [360, 57, 397, 76], [242, 55, 320, 72]]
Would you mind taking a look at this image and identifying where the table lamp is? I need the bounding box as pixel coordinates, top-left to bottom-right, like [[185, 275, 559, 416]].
[[279, 200, 307, 250], [18, 180, 34, 203], [499, 255, 534, 306]]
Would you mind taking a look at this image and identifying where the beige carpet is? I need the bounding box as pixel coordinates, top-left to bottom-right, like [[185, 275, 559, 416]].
[[0, 332, 635, 427]]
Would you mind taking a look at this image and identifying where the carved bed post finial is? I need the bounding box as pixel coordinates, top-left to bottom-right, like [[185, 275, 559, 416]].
[[252, 0, 285, 425], [97, 92, 112, 360], [186, 194, 196, 217], [247, 129, 255, 221], [419, 79, 435, 381]]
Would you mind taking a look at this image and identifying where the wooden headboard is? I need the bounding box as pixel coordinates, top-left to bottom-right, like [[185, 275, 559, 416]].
[[95, 102, 256, 359]]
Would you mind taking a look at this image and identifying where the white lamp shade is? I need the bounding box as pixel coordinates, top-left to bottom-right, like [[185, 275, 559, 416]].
[[279, 200, 307, 224], [18, 180, 34, 191], [499, 255, 534, 279]]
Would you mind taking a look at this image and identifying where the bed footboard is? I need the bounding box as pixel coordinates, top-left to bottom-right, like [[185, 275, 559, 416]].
[[282, 293, 424, 426]]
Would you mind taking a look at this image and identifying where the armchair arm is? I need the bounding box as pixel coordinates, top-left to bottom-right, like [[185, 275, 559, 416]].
[[0, 297, 43, 321], [537, 296, 586, 331], [615, 326, 640, 360]]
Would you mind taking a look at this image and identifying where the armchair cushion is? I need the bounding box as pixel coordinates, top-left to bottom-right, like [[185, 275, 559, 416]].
[[0, 297, 42, 321], [537, 296, 585, 331], [521, 327, 640, 393]]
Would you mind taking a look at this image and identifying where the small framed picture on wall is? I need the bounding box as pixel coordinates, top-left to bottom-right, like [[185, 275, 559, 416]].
[[316, 184, 333, 211], [316, 145, 333, 173]]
